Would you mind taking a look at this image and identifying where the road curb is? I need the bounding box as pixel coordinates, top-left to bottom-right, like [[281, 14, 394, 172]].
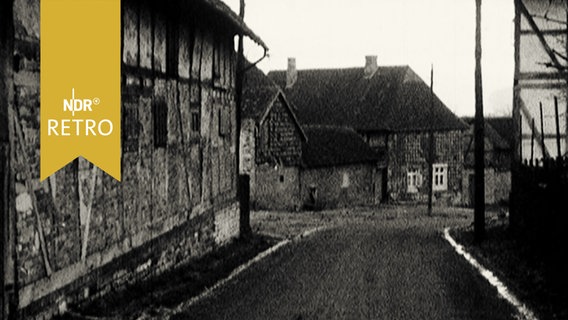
[[442, 227, 538, 320], [168, 226, 326, 317]]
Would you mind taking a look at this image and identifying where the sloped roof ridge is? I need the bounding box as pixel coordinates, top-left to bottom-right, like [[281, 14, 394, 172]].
[[267, 64, 465, 132], [302, 124, 356, 130], [301, 125, 381, 168], [268, 64, 410, 74]]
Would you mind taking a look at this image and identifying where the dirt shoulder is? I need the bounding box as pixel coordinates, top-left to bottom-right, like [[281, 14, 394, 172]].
[[57, 234, 278, 320], [251, 204, 473, 239], [452, 220, 568, 320]]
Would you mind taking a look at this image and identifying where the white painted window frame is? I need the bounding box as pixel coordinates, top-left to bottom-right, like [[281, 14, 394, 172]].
[[407, 168, 422, 193], [433, 163, 448, 191]]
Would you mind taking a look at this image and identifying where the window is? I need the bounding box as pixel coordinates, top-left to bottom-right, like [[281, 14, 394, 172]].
[[153, 99, 168, 148], [341, 172, 350, 188], [123, 107, 139, 153], [191, 111, 200, 133], [433, 163, 448, 191], [279, 175, 284, 183], [407, 168, 422, 193], [190, 86, 201, 141]]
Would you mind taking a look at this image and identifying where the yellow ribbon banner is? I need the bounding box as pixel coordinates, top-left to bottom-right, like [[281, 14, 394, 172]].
[[41, 0, 121, 181]]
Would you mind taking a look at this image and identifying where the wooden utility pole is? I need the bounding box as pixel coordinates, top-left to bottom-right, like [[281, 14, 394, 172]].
[[519, 115, 522, 162], [540, 102, 545, 160], [474, 0, 485, 243], [236, 0, 251, 237], [427, 64, 434, 216], [0, 0, 14, 316], [554, 97, 561, 158], [531, 119, 535, 162]]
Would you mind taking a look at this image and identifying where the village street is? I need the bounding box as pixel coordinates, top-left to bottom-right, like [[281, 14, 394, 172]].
[[169, 207, 517, 320]]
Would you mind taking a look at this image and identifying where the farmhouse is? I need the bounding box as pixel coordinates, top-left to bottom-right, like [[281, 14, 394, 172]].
[[241, 65, 382, 210], [268, 57, 467, 205], [241, 64, 307, 210], [0, 0, 265, 318], [300, 125, 383, 209]]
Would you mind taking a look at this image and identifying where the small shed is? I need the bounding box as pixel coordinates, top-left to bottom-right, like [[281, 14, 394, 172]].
[[241, 65, 307, 210], [300, 126, 384, 209]]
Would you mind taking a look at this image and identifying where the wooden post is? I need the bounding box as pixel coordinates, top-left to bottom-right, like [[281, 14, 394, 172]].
[[235, 0, 251, 237], [540, 102, 545, 159], [12, 115, 52, 276], [0, 147, 7, 320], [554, 96, 561, 158], [531, 118, 535, 162], [238, 174, 250, 235], [474, 0, 485, 243], [519, 114, 522, 162], [510, 0, 521, 230], [427, 64, 434, 216], [566, 10, 568, 159], [1, 0, 14, 316], [80, 167, 98, 261]]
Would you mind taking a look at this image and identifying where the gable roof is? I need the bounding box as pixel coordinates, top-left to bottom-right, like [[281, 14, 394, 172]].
[[486, 117, 515, 147], [462, 117, 511, 150], [268, 66, 467, 132], [302, 126, 382, 168], [242, 65, 279, 120], [243, 65, 307, 141]]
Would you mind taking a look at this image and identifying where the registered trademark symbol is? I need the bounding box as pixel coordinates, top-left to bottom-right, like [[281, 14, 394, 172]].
[[93, 98, 100, 105]]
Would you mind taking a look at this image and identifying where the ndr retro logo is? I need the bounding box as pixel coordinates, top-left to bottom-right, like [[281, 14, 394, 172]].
[[47, 88, 114, 137]]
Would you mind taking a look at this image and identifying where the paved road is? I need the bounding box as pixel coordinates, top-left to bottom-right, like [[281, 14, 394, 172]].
[[173, 217, 517, 320]]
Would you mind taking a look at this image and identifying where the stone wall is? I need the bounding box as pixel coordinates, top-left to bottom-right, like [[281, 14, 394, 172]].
[[300, 164, 377, 209], [386, 130, 464, 205], [257, 95, 303, 166], [462, 169, 511, 206], [243, 93, 304, 211], [5, 0, 241, 318], [253, 164, 301, 210]]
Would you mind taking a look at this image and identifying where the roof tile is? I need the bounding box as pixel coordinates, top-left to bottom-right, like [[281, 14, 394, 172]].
[[268, 66, 467, 132], [302, 126, 383, 168]]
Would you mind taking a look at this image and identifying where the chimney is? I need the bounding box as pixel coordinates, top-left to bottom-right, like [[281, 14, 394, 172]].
[[286, 57, 297, 88], [364, 55, 378, 79]]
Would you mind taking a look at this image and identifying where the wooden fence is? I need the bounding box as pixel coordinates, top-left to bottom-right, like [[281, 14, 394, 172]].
[[510, 156, 568, 266]]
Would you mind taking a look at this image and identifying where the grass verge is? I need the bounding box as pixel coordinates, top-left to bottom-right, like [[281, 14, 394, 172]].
[[451, 222, 568, 320], [57, 234, 279, 320]]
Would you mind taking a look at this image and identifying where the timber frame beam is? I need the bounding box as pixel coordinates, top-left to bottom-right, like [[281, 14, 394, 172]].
[[518, 0, 566, 72]]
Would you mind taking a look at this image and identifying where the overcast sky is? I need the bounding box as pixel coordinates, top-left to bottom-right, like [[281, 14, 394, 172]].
[[223, 0, 515, 117]]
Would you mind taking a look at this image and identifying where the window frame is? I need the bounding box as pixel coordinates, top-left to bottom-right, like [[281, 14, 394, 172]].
[[407, 168, 422, 193], [153, 99, 168, 148], [432, 163, 448, 191]]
